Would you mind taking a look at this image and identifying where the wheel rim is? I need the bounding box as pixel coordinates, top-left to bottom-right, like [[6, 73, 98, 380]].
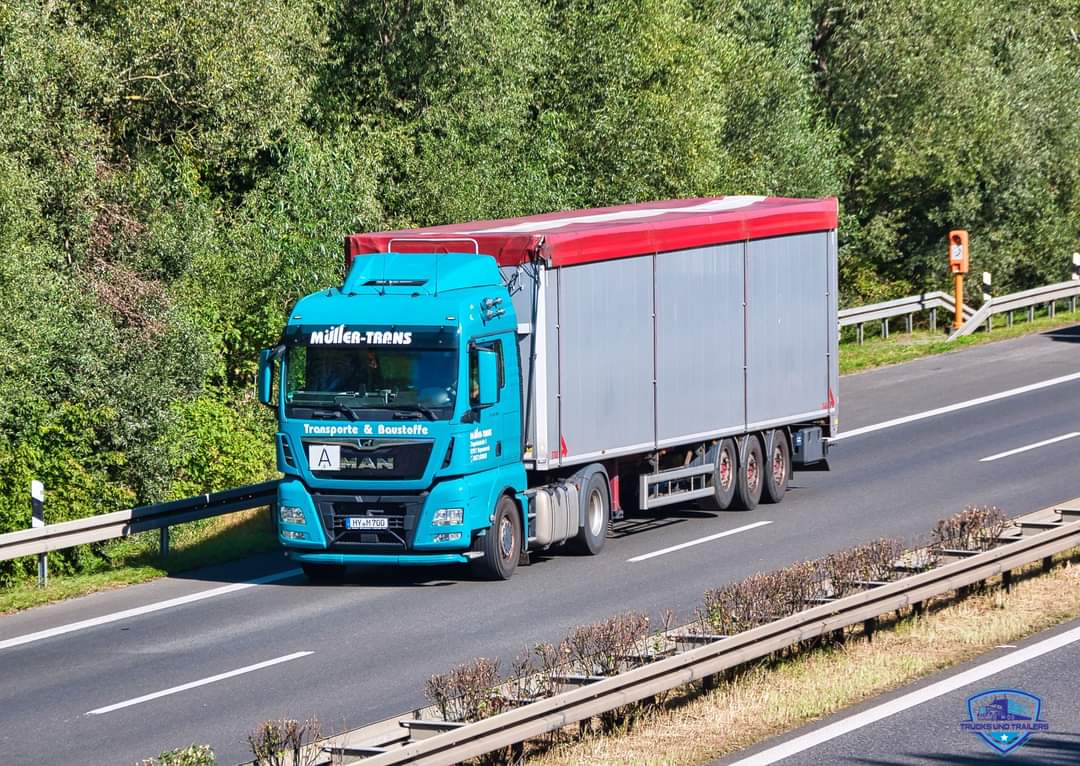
[[587, 488, 604, 536], [771, 445, 786, 488], [498, 515, 515, 560], [746, 451, 759, 493], [718, 448, 733, 490]]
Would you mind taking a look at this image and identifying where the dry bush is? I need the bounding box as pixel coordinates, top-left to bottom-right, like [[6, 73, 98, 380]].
[[932, 506, 1008, 552], [702, 572, 777, 636], [247, 718, 322, 766], [823, 538, 904, 597], [564, 612, 651, 677], [139, 744, 216, 766], [425, 657, 506, 723]]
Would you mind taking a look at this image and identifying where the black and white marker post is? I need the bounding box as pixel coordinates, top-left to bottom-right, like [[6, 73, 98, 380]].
[[1072, 252, 1079, 314], [982, 271, 993, 331], [31, 480, 46, 587]]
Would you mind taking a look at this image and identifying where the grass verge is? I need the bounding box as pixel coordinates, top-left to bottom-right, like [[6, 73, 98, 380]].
[[526, 552, 1080, 766], [840, 304, 1080, 374], [0, 507, 277, 614]]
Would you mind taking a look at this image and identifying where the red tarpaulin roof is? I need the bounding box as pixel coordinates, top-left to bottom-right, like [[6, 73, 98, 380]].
[[346, 196, 837, 268]]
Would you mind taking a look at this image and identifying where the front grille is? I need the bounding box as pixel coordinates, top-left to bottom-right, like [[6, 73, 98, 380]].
[[304, 438, 433, 481], [313, 493, 427, 552]]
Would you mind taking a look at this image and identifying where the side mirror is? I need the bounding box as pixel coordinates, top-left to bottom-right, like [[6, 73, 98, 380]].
[[476, 347, 498, 407], [258, 348, 275, 408]]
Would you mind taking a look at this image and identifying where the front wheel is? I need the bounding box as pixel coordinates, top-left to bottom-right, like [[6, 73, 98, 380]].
[[472, 495, 522, 580]]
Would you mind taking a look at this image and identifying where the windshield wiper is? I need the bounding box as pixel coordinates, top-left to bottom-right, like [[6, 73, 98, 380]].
[[392, 404, 438, 421]]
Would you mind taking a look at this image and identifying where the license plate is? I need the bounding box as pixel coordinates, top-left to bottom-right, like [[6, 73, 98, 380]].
[[347, 517, 388, 530]]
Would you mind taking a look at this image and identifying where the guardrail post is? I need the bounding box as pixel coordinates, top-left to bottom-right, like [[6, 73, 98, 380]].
[[930, 308, 937, 333], [881, 319, 889, 339], [160, 526, 170, 558], [857, 323, 864, 345], [905, 313, 913, 334], [1049, 299, 1056, 318], [1002, 569, 1013, 593], [31, 481, 47, 588]]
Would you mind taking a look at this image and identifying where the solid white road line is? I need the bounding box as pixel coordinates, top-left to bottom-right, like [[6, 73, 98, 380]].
[[979, 432, 1080, 462], [0, 568, 303, 652], [627, 521, 772, 563], [725, 622, 1080, 766], [86, 651, 314, 715], [833, 370, 1080, 441]]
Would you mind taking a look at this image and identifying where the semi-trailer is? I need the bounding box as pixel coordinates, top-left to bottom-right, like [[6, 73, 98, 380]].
[[258, 196, 839, 580]]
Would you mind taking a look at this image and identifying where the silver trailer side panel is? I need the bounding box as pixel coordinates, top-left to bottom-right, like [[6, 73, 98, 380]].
[[554, 257, 654, 464], [827, 229, 840, 436], [510, 228, 837, 472], [745, 232, 831, 429], [655, 243, 745, 446]]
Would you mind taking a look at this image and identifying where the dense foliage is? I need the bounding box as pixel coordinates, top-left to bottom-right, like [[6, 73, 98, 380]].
[[2, 0, 1077, 581]]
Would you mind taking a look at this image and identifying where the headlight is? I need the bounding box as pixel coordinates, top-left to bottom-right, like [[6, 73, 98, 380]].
[[432, 508, 464, 526], [279, 506, 306, 525]]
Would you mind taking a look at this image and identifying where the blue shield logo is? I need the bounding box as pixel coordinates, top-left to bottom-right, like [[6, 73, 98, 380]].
[[962, 689, 1048, 754]]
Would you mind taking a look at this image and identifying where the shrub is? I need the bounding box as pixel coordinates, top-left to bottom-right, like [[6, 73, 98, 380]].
[[425, 658, 506, 723], [823, 538, 904, 597], [247, 718, 322, 766], [932, 505, 1008, 552], [140, 744, 216, 766], [563, 611, 651, 677]]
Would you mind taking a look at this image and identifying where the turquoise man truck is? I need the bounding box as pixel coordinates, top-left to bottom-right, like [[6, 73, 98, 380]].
[[258, 197, 839, 580]]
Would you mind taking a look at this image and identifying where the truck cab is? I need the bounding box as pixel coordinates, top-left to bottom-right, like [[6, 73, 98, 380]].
[[259, 251, 528, 580]]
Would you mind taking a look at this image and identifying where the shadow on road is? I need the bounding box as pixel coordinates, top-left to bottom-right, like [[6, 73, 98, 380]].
[[1043, 323, 1080, 342]]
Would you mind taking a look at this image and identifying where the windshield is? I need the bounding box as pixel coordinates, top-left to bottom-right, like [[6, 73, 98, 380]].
[[284, 327, 458, 420]]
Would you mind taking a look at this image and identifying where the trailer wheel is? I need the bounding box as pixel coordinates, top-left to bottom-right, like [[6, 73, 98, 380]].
[[569, 469, 609, 555], [301, 562, 347, 582], [472, 495, 522, 580], [702, 439, 738, 511], [734, 435, 764, 510], [762, 430, 789, 504]]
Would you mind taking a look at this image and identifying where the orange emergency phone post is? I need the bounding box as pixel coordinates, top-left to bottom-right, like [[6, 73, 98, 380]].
[[949, 229, 969, 329]]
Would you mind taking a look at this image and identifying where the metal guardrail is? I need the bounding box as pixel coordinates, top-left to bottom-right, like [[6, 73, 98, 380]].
[[839, 291, 974, 343], [840, 278, 1080, 344], [311, 498, 1080, 766], [949, 279, 1080, 339], [0, 481, 280, 562]]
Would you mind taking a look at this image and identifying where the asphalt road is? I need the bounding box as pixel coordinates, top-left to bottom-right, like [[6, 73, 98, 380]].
[[717, 617, 1080, 766], [1, 326, 1078, 766]]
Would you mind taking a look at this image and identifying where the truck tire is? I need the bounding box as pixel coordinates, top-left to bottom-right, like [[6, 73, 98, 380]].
[[472, 495, 522, 580], [733, 435, 764, 510], [702, 438, 738, 511], [569, 469, 609, 554], [762, 430, 789, 504], [301, 562, 346, 582]]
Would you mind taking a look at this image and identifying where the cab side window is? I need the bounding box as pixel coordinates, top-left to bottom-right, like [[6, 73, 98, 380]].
[[468, 339, 504, 406]]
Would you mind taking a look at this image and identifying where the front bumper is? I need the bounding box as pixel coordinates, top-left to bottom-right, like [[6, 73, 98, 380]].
[[285, 550, 472, 566]]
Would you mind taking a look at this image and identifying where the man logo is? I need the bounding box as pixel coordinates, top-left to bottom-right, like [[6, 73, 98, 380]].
[[351, 457, 394, 470]]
